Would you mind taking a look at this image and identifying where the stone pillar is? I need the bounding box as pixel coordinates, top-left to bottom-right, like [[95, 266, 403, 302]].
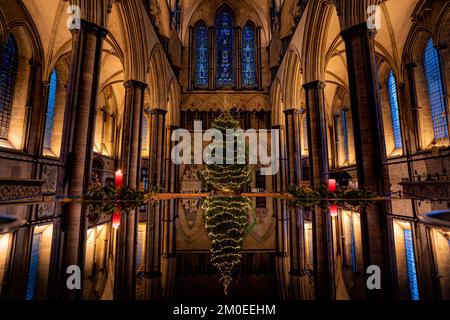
[[114, 80, 147, 300], [208, 26, 216, 91], [162, 125, 179, 300], [256, 26, 263, 90], [284, 108, 310, 299], [142, 108, 167, 300], [24, 60, 42, 154], [235, 26, 242, 90], [272, 124, 289, 299], [187, 26, 194, 91], [303, 80, 335, 300], [405, 63, 421, 152], [332, 113, 340, 169], [341, 23, 392, 299], [284, 109, 302, 186], [60, 20, 107, 300]]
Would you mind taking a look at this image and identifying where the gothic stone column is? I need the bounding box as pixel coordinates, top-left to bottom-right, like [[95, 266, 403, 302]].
[[161, 125, 179, 300], [141, 108, 167, 300], [256, 26, 263, 91], [405, 63, 421, 152], [60, 20, 107, 300], [341, 23, 392, 299], [271, 124, 290, 299], [188, 26, 194, 91], [303, 80, 335, 300], [208, 26, 216, 91], [284, 108, 310, 299], [114, 80, 147, 300], [235, 26, 242, 90]]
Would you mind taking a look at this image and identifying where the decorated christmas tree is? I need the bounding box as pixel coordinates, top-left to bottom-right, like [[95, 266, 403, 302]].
[[202, 110, 253, 295]]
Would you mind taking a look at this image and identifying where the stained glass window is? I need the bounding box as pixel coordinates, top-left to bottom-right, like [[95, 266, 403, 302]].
[[388, 70, 403, 149], [271, 0, 277, 18], [424, 39, 448, 140], [0, 35, 19, 139], [26, 233, 41, 300], [350, 214, 357, 273], [44, 69, 58, 150], [242, 24, 256, 88], [194, 23, 209, 88], [216, 9, 234, 88], [342, 110, 349, 162], [173, 0, 180, 31], [404, 229, 420, 300]]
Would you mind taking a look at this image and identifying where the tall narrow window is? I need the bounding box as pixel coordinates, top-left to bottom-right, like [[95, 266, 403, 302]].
[[255, 170, 266, 208], [141, 116, 149, 156], [44, 69, 58, 150], [136, 223, 146, 270], [0, 36, 19, 139], [350, 214, 357, 273], [271, 0, 277, 18], [216, 9, 234, 88], [173, 0, 180, 31], [342, 110, 349, 162], [404, 229, 420, 300], [194, 23, 209, 88], [424, 39, 448, 140], [25, 233, 42, 300], [388, 70, 403, 149], [0, 234, 11, 296], [242, 24, 256, 88]]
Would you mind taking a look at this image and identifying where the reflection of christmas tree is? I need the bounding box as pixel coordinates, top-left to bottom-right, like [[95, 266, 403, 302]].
[[202, 110, 252, 295]]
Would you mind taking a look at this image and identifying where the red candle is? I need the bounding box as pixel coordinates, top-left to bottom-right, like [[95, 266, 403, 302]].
[[113, 170, 123, 229], [115, 169, 123, 189], [112, 212, 121, 229], [329, 205, 338, 217], [328, 179, 337, 193]]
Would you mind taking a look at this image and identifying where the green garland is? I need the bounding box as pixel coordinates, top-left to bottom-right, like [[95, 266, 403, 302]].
[[287, 185, 376, 210], [84, 185, 160, 216], [202, 110, 253, 295]]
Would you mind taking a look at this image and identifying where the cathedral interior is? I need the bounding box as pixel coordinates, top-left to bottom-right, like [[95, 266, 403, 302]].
[[0, 0, 450, 301]]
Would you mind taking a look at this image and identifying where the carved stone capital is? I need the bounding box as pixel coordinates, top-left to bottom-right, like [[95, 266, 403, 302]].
[[124, 80, 148, 89]]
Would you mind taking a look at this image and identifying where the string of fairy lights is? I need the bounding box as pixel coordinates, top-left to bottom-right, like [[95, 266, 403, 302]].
[[202, 110, 253, 295]]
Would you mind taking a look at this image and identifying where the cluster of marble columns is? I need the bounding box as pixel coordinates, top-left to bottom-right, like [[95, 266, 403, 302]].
[[280, 22, 392, 300], [141, 108, 168, 300], [341, 23, 392, 300], [60, 19, 108, 300], [58, 18, 171, 300], [114, 80, 147, 300]]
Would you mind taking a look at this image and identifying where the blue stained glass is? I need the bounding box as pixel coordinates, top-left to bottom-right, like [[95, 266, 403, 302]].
[[424, 39, 448, 140], [195, 23, 209, 87], [26, 233, 41, 300], [350, 214, 357, 273], [388, 70, 403, 149], [173, 0, 180, 30], [0, 36, 18, 139], [404, 229, 420, 300], [242, 24, 256, 88], [44, 69, 58, 150], [216, 9, 234, 88], [342, 110, 349, 162]]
